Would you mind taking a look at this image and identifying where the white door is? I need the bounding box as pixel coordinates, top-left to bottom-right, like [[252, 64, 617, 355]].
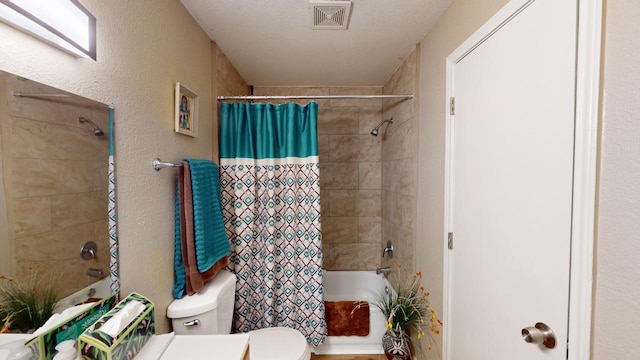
[[445, 0, 577, 359]]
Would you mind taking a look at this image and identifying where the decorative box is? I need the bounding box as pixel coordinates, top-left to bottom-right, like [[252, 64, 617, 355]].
[[26, 293, 118, 360], [78, 293, 154, 360]]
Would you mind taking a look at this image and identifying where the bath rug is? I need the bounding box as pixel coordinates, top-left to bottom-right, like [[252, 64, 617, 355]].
[[325, 301, 370, 336]]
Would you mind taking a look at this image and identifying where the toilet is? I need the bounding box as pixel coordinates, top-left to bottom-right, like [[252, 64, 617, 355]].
[[167, 270, 311, 360]]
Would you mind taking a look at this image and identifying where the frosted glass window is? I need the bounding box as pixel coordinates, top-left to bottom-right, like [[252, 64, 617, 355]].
[[0, 0, 96, 59]]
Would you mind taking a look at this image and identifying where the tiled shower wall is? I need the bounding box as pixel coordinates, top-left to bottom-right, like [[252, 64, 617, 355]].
[[212, 42, 250, 160], [253, 86, 384, 270], [381, 48, 419, 272], [227, 51, 417, 272], [0, 72, 110, 297]]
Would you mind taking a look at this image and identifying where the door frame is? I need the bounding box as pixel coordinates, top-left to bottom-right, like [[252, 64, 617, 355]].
[[442, 1, 602, 359]]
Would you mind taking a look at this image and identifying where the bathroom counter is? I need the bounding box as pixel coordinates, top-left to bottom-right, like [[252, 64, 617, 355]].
[[135, 333, 250, 360], [0, 334, 33, 360]]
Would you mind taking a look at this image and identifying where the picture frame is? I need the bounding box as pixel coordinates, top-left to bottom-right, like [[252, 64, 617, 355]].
[[175, 82, 198, 137]]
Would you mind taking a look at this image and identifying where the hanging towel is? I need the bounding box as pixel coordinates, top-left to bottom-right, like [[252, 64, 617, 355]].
[[173, 160, 231, 299], [181, 162, 229, 295], [173, 172, 187, 299], [184, 158, 231, 272]]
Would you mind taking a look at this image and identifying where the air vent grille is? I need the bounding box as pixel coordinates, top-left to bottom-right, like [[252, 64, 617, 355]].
[[311, 1, 352, 30]]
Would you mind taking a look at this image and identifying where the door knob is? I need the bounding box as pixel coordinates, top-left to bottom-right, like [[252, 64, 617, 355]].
[[521, 322, 556, 349]]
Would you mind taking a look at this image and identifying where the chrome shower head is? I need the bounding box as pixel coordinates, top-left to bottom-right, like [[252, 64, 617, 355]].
[[79, 117, 105, 136], [370, 118, 393, 136]]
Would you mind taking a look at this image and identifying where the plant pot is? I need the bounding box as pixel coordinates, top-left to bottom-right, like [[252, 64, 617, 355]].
[[382, 328, 411, 360]]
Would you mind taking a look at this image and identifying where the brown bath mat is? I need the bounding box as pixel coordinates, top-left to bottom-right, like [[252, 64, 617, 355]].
[[325, 301, 370, 336]]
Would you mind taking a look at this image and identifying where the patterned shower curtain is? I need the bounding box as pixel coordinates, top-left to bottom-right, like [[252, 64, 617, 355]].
[[219, 101, 326, 346]]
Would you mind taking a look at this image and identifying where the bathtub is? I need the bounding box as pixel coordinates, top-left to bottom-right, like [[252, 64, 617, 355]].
[[56, 277, 113, 311], [314, 270, 389, 355]]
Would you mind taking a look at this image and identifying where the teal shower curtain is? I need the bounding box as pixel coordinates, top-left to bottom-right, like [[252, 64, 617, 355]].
[[219, 102, 326, 346]]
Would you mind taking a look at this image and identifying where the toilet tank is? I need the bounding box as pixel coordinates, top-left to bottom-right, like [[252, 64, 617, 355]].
[[167, 270, 237, 335]]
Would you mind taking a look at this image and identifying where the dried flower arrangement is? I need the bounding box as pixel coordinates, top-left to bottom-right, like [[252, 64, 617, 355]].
[[0, 265, 59, 333], [366, 264, 442, 359]]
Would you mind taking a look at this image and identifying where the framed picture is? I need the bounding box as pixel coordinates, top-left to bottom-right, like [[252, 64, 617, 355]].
[[175, 82, 198, 137]]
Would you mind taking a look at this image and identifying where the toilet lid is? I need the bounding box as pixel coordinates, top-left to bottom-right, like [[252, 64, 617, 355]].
[[249, 327, 310, 360]]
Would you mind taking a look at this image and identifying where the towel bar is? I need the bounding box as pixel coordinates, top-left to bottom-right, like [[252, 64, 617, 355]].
[[152, 158, 183, 171]]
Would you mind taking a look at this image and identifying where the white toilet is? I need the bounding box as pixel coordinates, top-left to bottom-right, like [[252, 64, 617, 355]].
[[167, 270, 311, 360]]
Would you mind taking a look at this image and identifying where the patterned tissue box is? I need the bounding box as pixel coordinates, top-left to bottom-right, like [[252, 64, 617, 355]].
[[78, 293, 155, 360], [26, 294, 118, 360]]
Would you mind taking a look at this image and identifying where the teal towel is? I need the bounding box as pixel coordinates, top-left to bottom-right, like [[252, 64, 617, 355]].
[[173, 180, 186, 298], [184, 158, 231, 273]]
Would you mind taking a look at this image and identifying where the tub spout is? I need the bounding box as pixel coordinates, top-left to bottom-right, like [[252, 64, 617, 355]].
[[376, 267, 392, 275], [87, 268, 104, 278]]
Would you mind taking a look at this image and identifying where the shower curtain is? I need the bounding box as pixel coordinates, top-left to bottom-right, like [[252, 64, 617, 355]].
[[219, 101, 326, 346]]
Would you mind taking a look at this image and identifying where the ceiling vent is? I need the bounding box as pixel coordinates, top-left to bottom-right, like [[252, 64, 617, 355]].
[[311, 1, 352, 30]]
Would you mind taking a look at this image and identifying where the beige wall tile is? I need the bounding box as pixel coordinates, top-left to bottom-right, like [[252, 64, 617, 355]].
[[51, 191, 107, 229], [14, 219, 110, 297], [358, 107, 383, 135], [322, 216, 358, 244], [14, 223, 94, 262], [384, 50, 417, 96], [382, 219, 414, 272], [48, 123, 109, 161], [9, 117, 47, 158], [217, 47, 248, 96], [322, 243, 380, 270], [320, 189, 330, 217], [320, 162, 358, 190], [383, 97, 415, 128], [382, 158, 417, 197], [329, 190, 381, 217], [318, 107, 359, 135], [12, 196, 51, 237], [254, 86, 384, 271], [382, 117, 416, 162], [329, 87, 382, 107], [318, 135, 330, 162], [329, 135, 381, 162], [382, 190, 416, 231], [10, 158, 57, 197], [381, 48, 419, 276], [358, 216, 381, 244], [15, 256, 108, 299], [359, 162, 381, 189], [254, 87, 330, 107]]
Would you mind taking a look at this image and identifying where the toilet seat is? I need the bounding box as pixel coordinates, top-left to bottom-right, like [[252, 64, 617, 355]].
[[249, 327, 311, 360]]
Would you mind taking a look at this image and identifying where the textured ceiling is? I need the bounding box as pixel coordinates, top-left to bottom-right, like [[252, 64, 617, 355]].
[[180, 0, 452, 86]]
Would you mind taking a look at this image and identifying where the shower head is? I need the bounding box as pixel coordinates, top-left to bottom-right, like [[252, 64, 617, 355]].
[[79, 117, 105, 136], [370, 118, 393, 136]]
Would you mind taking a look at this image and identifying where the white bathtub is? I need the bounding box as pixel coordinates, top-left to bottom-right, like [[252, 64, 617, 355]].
[[56, 277, 113, 311], [314, 270, 389, 355]]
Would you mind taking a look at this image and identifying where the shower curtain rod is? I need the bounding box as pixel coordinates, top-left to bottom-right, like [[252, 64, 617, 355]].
[[217, 94, 414, 101], [13, 92, 70, 98]]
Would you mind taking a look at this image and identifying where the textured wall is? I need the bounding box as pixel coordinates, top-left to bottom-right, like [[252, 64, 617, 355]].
[[381, 48, 419, 273], [415, 0, 510, 357], [253, 86, 383, 270], [592, 1, 640, 358], [213, 42, 249, 161], [1, 73, 109, 297], [0, 0, 214, 332]]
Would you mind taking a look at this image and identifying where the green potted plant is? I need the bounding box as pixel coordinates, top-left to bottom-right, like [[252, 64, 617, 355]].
[[0, 265, 59, 333], [372, 264, 442, 360]]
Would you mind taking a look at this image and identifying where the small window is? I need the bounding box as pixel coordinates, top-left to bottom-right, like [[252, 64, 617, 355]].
[[0, 0, 96, 60]]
